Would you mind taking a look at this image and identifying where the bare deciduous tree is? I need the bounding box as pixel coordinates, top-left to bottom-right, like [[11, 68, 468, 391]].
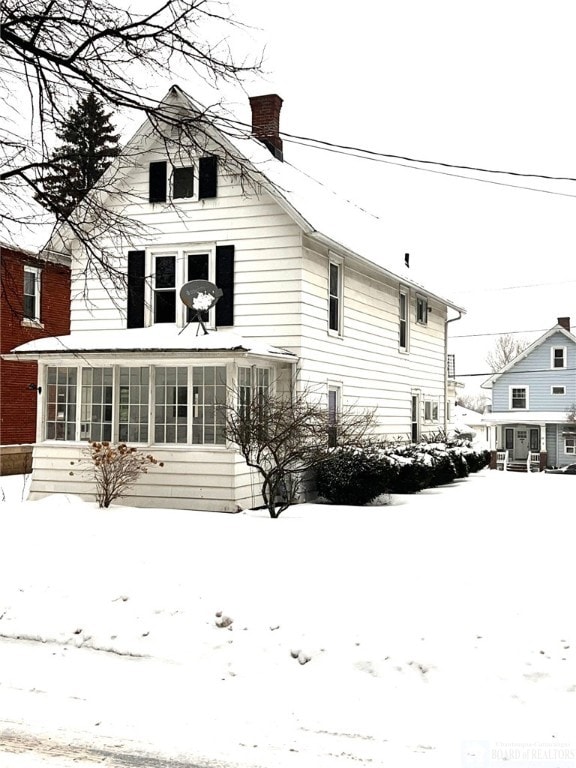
[[0, 0, 262, 284], [486, 334, 529, 373], [225, 386, 376, 518], [456, 393, 489, 413]]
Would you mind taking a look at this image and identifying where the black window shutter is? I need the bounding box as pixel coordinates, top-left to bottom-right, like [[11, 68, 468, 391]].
[[149, 161, 167, 203], [187, 253, 209, 322], [127, 250, 146, 328], [215, 245, 234, 326], [198, 156, 218, 199]]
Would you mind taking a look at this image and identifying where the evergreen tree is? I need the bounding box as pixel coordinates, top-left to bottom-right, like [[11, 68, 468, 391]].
[[39, 92, 120, 218]]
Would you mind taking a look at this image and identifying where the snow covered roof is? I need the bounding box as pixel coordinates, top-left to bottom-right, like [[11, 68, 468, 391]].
[[6, 326, 297, 361], [47, 86, 463, 315]]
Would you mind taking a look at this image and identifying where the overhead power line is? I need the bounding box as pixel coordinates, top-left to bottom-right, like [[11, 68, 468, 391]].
[[214, 114, 576, 184]]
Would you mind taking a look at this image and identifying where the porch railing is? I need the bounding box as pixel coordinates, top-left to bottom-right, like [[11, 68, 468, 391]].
[[496, 449, 508, 471], [527, 451, 541, 472]]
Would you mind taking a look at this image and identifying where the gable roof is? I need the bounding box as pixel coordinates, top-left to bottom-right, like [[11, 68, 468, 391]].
[[482, 321, 576, 388], [46, 85, 464, 315]]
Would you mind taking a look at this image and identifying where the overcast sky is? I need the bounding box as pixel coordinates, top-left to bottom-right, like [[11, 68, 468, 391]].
[[12, 0, 576, 394], [212, 0, 576, 392]]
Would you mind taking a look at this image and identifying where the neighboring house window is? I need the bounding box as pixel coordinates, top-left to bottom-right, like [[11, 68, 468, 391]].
[[565, 437, 576, 455], [192, 365, 227, 444], [328, 259, 342, 334], [510, 386, 528, 409], [173, 167, 194, 199], [155, 367, 188, 444], [80, 368, 113, 441], [45, 367, 77, 440], [424, 400, 439, 422], [529, 428, 539, 451], [399, 288, 408, 351], [23, 266, 41, 322], [551, 347, 567, 369], [416, 295, 428, 325], [551, 385, 566, 395], [328, 386, 340, 448], [119, 367, 149, 443]]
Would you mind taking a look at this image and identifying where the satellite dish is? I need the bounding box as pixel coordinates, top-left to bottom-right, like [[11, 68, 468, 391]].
[[180, 280, 223, 335]]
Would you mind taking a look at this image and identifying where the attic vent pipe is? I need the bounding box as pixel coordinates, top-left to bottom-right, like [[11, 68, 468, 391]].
[[249, 94, 283, 161]]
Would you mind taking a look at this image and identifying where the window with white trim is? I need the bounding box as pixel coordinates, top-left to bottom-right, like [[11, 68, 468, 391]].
[[81, 368, 113, 441], [173, 167, 194, 199], [551, 385, 566, 395], [328, 258, 342, 334], [192, 366, 227, 445], [510, 386, 528, 409], [416, 295, 428, 325], [328, 385, 340, 448], [23, 265, 41, 322], [119, 367, 149, 443], [399, 288, 409, 351], [424, 399, 439, 422], [46, 367, 77, 440], [45, 365, 231, 446], [150, 249, 212, 326], [565, 437, 576, 455], [155, 367, 188, 444], [551, 347, 567, 369]]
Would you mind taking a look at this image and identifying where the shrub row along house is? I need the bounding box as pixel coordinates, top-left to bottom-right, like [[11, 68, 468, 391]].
[[482, 317, 576, 470], [6, 88, 464, 510]]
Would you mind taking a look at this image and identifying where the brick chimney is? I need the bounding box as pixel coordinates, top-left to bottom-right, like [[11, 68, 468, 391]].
[[249, 94, 283, 161], [558, 317, 571, 331]]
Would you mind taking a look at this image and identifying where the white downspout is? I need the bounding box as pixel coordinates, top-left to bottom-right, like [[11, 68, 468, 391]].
[[444, 309, 463, 434]]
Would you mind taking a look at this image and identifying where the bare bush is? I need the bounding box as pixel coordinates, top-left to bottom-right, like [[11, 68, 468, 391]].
[[71, 441, 163, 508]]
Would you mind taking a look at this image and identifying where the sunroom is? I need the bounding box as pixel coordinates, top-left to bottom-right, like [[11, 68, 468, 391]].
[[7, 326, 297, 511]]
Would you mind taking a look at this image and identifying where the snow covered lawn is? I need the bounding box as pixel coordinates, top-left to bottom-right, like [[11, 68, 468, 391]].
[[0, 469, 575, 767]]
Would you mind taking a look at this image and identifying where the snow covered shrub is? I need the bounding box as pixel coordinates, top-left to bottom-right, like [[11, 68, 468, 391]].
[[447, 449, 470, 479], [387, 459, 432, 494], [429, 452, 458, 486], [316, 447, 397, 505], [463, 449, 490, 473], [70, 442, 164, 508]]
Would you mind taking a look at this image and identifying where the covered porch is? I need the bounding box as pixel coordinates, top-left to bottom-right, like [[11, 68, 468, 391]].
[[483, 414, 549, 472]]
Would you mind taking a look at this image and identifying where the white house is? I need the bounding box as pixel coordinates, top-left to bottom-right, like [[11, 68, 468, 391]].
[[7, 87, 465, 510]]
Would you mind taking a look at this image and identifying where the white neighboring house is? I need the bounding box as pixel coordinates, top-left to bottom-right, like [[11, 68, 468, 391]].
[[7, 87, 465, 511], [449, 404, 488, 444]]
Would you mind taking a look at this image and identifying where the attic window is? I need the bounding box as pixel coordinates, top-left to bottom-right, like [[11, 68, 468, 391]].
[[173, 167, 194, 199]]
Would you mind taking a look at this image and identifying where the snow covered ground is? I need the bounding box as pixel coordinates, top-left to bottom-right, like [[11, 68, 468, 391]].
[[0, 469, 575, 767]]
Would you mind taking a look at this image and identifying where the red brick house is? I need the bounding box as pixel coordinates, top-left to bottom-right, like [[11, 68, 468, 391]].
[[1, 244, 70, 452]]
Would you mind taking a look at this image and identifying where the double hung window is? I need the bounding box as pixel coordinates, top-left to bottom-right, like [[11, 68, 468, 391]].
[[399, 288, 408, 351], [23, 266, 41, 322], [328, 259, 342, 334], [510, 386, 528, 409], [551, 347, 566, 369]]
